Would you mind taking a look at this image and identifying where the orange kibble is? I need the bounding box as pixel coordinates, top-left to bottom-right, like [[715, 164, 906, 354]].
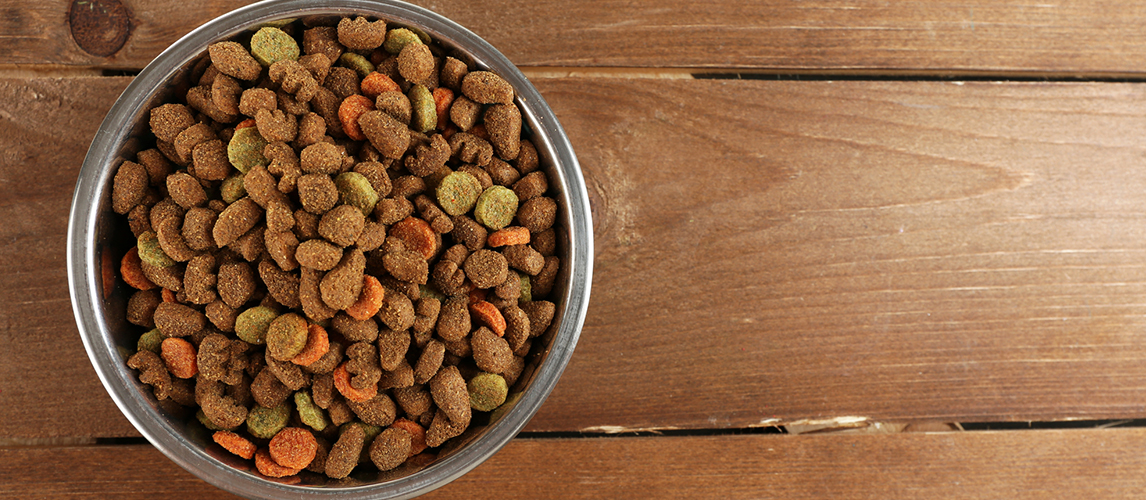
[[486, 226, 530, 247], [333, 361, 377, 403], [469, 123, 488, 140], [389, 216, 438, 260], [161, 288, 177, 303], [432, 87, 454, 131], [389, 418, 427, 456], [254, 447, 301, 478], [160, 337, 198, 378], [120, 247, 157, 290], [469, 300, 506, 336], [235, 118, 257, 130], [290, 323, 330, 367], [213, 431, 256, 459], [345, 275, 385, 321], [268, 427, 318, 469], [360, 72, 400, 99], [338, 94, 375, 141], [467, 287, 487, 305]]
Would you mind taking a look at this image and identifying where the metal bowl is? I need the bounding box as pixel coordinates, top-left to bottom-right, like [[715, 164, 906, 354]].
[[66, 1, 592, 498]]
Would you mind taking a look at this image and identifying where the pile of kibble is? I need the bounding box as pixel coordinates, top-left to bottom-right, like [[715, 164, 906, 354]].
[[110, 14, 559, 482]]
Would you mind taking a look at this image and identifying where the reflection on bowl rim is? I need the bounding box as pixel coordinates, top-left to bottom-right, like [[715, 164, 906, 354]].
[[66, 1, 593, 498]]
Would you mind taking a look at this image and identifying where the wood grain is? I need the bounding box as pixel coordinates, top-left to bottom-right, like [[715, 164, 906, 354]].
[[8, 77, 1146, 437], [6, 1, 1146, 74], [6, 429, 1146, 498]]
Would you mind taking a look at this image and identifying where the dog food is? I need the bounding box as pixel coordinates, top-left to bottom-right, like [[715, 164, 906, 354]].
[[115, 14, 562, 483]]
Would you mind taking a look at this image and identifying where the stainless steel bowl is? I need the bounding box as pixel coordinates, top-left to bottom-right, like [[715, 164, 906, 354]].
[[67, 1, 592, 498]]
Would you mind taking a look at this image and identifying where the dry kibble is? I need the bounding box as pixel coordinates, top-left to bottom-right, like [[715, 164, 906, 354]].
[[118, 16, 566, 477]]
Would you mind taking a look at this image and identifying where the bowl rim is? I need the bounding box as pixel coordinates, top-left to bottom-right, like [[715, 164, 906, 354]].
[[66, 1, 594, 498]]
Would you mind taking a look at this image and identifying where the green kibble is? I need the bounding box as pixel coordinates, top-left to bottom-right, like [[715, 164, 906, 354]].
[[220, 173, 247, 204], [266, 312, 309, 361], [383, 28, 421, 54], [407, 25, 432, 44], [436, 171, 482, 216], [247, 402, 291, 439], [234, 306, 278, 345], [408, 84, 435, 134], [250, 26, 300, 67], [517, 271, 532, 302], [339, 52, 375, 78], [473, 186, 519, 230], [335, 172, 379, 216], [294, 391, 329, 432], [137, 328, 163, 353], [227, 126, 269, 173], [137, 231, 175, 267], [468, 372, 508, 412], [419, 284, 446, 301]]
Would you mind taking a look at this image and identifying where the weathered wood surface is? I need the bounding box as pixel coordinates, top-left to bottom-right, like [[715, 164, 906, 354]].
[[7, 429, 1146, 498], [5, 77, 1146, 438], [7, 1, 1146, 75]]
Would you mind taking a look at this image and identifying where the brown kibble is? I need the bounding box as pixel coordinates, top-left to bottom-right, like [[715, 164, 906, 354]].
[[303, 339, 344, 375], [113, 161, 149, 214], [324, 66, 360, 100], [320, 247, 365, 310], [379, 359, 415, 390], [128, 350, 173, 400], [183, 254, 218, 305], [153, 302, 206, 338], [356, 221, 387, 252], [485, 157, 521, 187], [209, 41, 262, 81], [413, 339, 444, 384], [440, 56, 468, 91], [391, 175, 427, 199], [251, 367, 292, 408], [297, 173, 339, 214], [348, 392, 396, 427], [512, 171, 548, 202], [217, 260, 256, 308], [374, 197, 414, 225], [532, 228, 557, 257], [296, 239, 343, 271], [370, 427, 411, 471], [383, 249, 428, 285], [256, 108, 299, 143], [300, 142, 343, 174], [126, 289, 161, 327], [412, 297, 440, 338], [187, 86, 238, 124], [353, 161, 392, 197], [325, 423, 365, 479], [515, 139, 539, 174], [448, 95, 480, 132], [374, 91, 411, 125], [259, 259, 302, 308], [533, 255, 560, 297], [212, 73, 243, 116], [502, 305, 531, 351], [318, 204, 366, 247], [451, 215, 487, 252], [265, 350, 311, 390], [358, 110, 409, 159], [182, 207, 219, 252], [265, 201, 295, 232], [300, 267, 338, 322], [337, 16, 387, 50], [428, 365, 470, 431], [377, 328, 410, 372], [296, 112, 327, 148], [376, 286, 415, 331], [517, 196, 557, 234], [471, 326, 512, 374], [397, 43, 433, 84], [331, 312, 379, 342], [483, 103, 522, 160], [150, 104, 196, 147], [461, 71, 513, 105], [239, 88, 277, 117], [141, 260, 184, 292], [392, 385, 432, 418], [205, 299, 238, 333], [167, 171, 208, 209], [405, 134, 450, 177], [520, 300, 555, 337], [502, 244, 544, 276], [127, 204, 153, 237], [435, 297, 470, 342], [213, 197, 263, 247], [230, 226, 266, 262], [448, 132, 493, 167], [192, 139, 232, 181], [304, 26, 343, 64], [464, 249, 508, 289]]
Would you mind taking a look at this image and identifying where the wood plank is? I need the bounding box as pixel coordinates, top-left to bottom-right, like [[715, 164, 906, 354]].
[[0, 77, 138, 439], [8, 76, 1146, 437], [6, 429, 1146, 498], [7, 1, 1146, 75]]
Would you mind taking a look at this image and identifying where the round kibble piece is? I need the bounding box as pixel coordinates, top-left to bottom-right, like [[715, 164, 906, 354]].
[[112, 161, 148, 214], [370, 427, 412, 471], [227, 127, 269, 173], [269, 427, 318, 469], [266, 313, 309, 361], [300, 142, 342, 175], [468, 372, 508, 411], [213, 197, 263, 247], [358, 110, 410, 160], [398, 43, 433, 84], [335, 172, 380, 216], [321, 248, 366, 310], [297, 174, 339, 214], [436, 171, 482, 216], [473, 185, 519, 230], [254, 447, 300, 478], [296, 239, 343, 271], [517, 196, 557, 234], [250, 27, 300, 67], [319, 204, 366, 247], [150, 104, 196, 143], [234, 306, 278, 345], [471, 326, 513, 374], [464, 249, 509, 289], [247, 402, 292, 440], [213, 431, 256, 460]]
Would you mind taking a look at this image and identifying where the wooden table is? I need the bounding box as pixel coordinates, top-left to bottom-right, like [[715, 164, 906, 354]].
[[6, 0, 1146, 497]]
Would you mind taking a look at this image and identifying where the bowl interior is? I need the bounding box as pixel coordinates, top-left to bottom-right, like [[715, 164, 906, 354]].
[[68, 1, 592, 498]]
